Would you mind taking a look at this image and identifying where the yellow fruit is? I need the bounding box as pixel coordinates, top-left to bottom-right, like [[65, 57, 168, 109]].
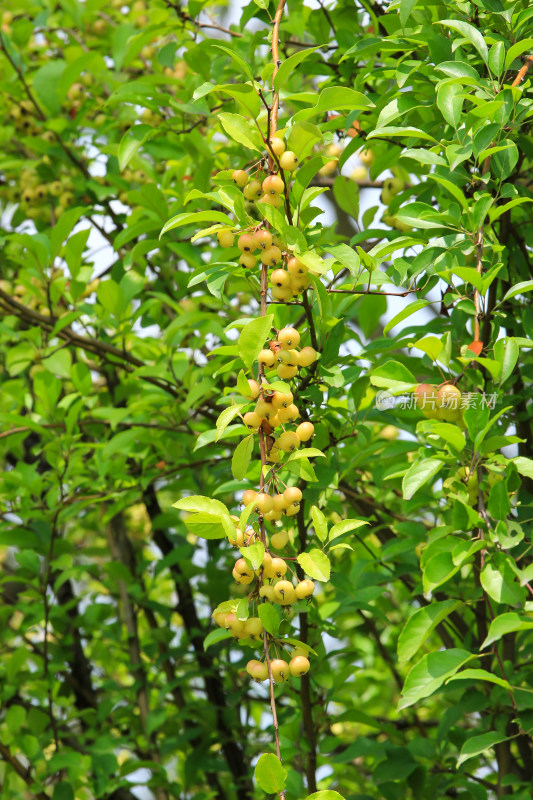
[[289, 656, 310, 676]]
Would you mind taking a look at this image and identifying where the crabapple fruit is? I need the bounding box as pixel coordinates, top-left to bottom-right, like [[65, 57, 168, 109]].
[[232, 169, 249, 187], [269, 137, 286, 156], [296, 421, 314, 441], [238, 234, 258, 253], [278, 327, 300, 349], [217, 229, 234, 247], [243, 180, 262, 200], [261, 246, 282, 266], [277, 364, 298, 380], [298, 347, 317, 367], [243, 411, 262, 430], [279, 151, 299, 171], [258, 349, 276, 367], [277, 431, 300, 452], [239, 253, 257, 269], [244, 617, 264, 640], [274, 580, 296, 605], [262, 174, 284, 195], [289, 656, 310, 676], [295, 579, 315, 599], [254, 229, 273, 249], [242, 489, 257, 507], [271, 659, 289, 682], [271, 269, 291, 288], [270, 531, 289, 549], [248, 379, 260, 399], [259, 585, 276, 601], [254, 492, 274, 514], [272, 391, 293, 409], [436, 384, 462, 422]]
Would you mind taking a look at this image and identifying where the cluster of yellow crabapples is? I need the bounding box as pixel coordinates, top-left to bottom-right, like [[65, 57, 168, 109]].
[[212, 544, 314, 683], [242, 326, 317, 478], [215, 136, 315, 301]]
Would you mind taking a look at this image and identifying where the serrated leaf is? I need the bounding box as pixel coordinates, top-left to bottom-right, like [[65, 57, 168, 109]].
[[297, 549, 331, 581], [311, 505, 328, 542], [402, 458, 442, 500], [216, 404, 246, 441], [254, 753, 287, 794], [457, 732, 510, 768], [329, 518, 368, 540], [258, 603, 280, 636], [204, 628, 233, 650], [238, 315, 274, 369], [397, 600, 462, 663], [398, 649, 472, 710], [482, 612, 533, 649], [232, 435, 254, 480], [240, 541, 264, 570]]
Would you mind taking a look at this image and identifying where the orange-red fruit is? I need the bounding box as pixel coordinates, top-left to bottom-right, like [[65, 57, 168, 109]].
[[414, 384, 438, 419]]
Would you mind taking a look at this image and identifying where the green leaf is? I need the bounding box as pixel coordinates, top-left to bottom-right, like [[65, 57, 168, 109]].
[[417, 420, 466, 452], [297, 549, 331, 581], [311, 505, 328, 542], [329, 518, 368, 540], [240, 541, 264, 570], [52, 783, 75, 800], [292, 87, 372, 122], [173, 496, 229, 515], [307, 793, 345, 800], [332, 175, 359, 218], [118, 124, 152, 170], [258, 603, 280, 636], [254, 753, 287, 794], [437, 83, 463, 128], [161, 210, 234, 238], [402, 458, 443, 500], [383, 300, 432, 335], [446, 669, 511, 691], [238, 314, 274, 369], [501, 280, 533, 303], [400, 148, 446, 166], [274, 46, 323, 91], [399, 0, 418, 27], [482, 612, 533, 649], [216, 404, 246, 441], [457, 732, 510, 768], [514, 457, 533, 479], [368, 126, 439, 143], [436, 20, 488, 64], [398, 649, 472, 710], [218, 112, 263, 151], [204, 628, 233, 650], [370, 360, 416, 393], [397, 600, 462, 663], [232, 435, 254, 480], [212, 45, 254, 81], [184, 512, 232, 540], [481, 554, 524, 607], [504, 38, 533, 70]]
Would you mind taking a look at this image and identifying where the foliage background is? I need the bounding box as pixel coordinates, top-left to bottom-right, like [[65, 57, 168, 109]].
[[1, 0, 533, 798]]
